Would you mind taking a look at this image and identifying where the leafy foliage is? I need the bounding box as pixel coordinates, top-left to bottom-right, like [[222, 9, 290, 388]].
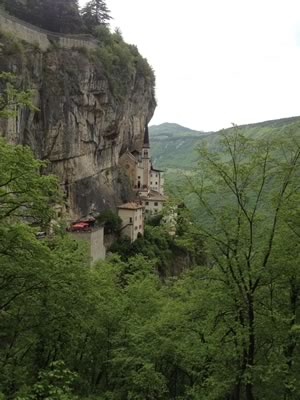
[[1, 1, 155, 102], [17, 361, 78, 400], [150, 117, 300, 170], [0, 138, 58, 224], [1, 126, 300, 400], [1, 47, 300, 400], [80, 0, 111, 32], [110, 221, 204, 276], [0, 73, 37, 118], [96, 209, 122, 234], [3, 0, 83, 33], [90, 28, 155, 100]]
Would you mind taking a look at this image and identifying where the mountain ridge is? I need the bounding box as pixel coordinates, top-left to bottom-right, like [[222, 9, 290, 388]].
[[149, 115, 300, 170]]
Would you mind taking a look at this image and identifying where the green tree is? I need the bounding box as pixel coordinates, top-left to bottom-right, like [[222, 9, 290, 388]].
[[17, 361, 78, 400], [181, 127, 300, 399], [0, 139, 58, 224], [0, 73, 37, 118], [81, 0, 112, 32], [41, 0, 83, 33], [3, 0, 83, 33], [96, 209, 122, 234]]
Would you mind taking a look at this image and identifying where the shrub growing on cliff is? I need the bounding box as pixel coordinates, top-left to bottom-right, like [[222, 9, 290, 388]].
[[97, 209, 122, 234], [81, 0, 112, 33], [0, 72, 37, 118], [0, 31, 24, 59], [3, 0, 83, 34], [91, 30, 155, 100]]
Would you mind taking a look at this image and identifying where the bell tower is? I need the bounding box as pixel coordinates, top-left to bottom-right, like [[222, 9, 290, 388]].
[[142, 126, 151, 190]]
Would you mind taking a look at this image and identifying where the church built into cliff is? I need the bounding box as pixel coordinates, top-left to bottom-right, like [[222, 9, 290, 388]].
[[119, 126, 166, 218]]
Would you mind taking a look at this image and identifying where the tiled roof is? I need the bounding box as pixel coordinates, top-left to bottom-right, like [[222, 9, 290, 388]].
[[151, 166, 164, 172], [117, 202, 144, 210], [139, 190, 167, 202], [120, 150, 138, 163]]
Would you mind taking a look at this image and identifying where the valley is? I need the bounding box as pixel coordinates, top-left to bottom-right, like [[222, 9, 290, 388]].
[[150, 116, 300, 170]]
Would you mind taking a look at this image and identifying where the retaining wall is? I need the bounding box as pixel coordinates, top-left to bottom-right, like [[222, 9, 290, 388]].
[[0, 8, 98, 51], [71, 227, 106, 264]]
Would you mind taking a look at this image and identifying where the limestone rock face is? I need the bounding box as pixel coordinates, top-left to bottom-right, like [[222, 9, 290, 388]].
[[0, 47, 156, 218]]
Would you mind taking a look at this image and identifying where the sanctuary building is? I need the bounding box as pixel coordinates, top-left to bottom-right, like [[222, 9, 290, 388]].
[[119, 126, 166, 217]]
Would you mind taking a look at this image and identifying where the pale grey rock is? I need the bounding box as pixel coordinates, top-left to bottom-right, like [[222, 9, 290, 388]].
[[0, 47, 156, 219]]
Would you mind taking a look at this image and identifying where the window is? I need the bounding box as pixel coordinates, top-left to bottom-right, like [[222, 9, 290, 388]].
[[138, 176, 141, 179], [145, 201, 149, 205], [135, 216, 137, 221], [156, 174, 158, 177], [154, 202, 158, 206], [155, 182, 158, 185], [129, 217, 133, 223], [139, 225, 142, 229], [150, 182, 153, 185], [135, 226, 138, 230]]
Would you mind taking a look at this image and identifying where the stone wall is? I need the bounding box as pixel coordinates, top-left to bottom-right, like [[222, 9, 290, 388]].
[[0, 8, 98, 51], [71, 227, 106, 264], [90, 227, 106, 263]]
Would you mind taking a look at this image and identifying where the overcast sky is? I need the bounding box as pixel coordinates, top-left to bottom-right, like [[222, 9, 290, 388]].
[[80, 0, 300, 131]]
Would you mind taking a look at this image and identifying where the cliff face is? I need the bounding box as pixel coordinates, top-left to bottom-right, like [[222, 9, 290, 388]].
[[0, 37, 156, 218]]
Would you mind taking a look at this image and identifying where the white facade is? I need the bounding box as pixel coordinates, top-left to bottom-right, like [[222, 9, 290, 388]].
[[118, 126, 166, 232], [140, 190, 167, 217], [118, 203, 144, 242], [149, 169, 164, 194], [136, 164, 145, 190], [120, 135, 164, 196]]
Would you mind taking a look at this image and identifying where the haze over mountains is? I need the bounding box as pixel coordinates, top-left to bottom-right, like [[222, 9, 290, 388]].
[[150, 116, 300, 170]]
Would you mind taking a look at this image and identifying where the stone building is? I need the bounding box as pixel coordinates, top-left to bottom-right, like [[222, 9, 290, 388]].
[[118, 125, 166, 240], [149, 167, 164, 194], [119, 126, 165, 197], [139, 190, 167, 217], [70, 226, 106, 264], [117, 202, 144, 242]]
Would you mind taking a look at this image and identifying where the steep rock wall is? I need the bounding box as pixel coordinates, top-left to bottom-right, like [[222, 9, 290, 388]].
[[0, 40, 156, 219]]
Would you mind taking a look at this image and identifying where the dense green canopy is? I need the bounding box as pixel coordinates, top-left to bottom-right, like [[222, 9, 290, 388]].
[[2, 0, 112, 34], [81, 0, 112, 33], [1, 124, 300, 400], [1, 30, 300, 400]]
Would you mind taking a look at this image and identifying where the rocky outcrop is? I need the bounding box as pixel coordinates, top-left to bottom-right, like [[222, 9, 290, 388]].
[[0, 37, 156, 219]]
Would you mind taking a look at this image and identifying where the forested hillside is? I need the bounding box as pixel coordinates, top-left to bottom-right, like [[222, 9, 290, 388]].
[[150, 116, 300, 169], [1, 2, 300, 400], [2, 121, 300, 400], [1, 0, 111, 33]]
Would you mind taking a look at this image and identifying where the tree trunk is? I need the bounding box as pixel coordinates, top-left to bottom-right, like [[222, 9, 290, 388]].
[[283, 279, 299, 400], [245, 293, 255, 400]]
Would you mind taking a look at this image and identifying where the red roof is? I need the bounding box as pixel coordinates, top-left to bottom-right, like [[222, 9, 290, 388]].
[[72, 222, 89, 228], [117, 202, 144, 210]]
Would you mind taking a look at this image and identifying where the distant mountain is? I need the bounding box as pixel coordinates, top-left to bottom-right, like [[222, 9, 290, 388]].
[[149, 122, 216, 169], [149, 117, 300, 170], [150, 123, 206, 139]]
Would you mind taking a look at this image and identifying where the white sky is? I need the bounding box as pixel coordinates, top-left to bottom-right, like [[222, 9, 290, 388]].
[[79, 0, 300, 131]]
